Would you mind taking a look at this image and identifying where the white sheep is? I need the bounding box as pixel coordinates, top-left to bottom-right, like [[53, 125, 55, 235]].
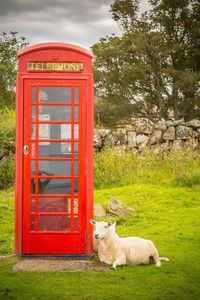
[[90, 220, 169, 269], [93, 220, 118, 252]]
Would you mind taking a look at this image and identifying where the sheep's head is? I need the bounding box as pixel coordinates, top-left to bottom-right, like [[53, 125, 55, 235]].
[[90, 220, 116, 240]]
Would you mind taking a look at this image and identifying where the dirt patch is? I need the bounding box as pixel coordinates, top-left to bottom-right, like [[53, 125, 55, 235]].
[[13, 258, 110, 272]]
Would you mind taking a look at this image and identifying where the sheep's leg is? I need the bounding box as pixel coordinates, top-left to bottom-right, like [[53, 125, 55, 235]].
[[150, 244, 162, 267], [155, 259, 161, 267], [112, 256, 126, 270], [154, 250, 162, 267]]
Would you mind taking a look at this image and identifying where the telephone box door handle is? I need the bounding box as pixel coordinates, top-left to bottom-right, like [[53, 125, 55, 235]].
[[23, 145, 29, 155]]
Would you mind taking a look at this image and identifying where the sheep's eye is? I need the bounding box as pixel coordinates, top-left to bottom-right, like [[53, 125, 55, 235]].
[[104, 226, 108, 228]]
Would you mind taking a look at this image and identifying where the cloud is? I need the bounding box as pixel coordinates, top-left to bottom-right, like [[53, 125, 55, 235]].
[[0, 0, 149, 49]]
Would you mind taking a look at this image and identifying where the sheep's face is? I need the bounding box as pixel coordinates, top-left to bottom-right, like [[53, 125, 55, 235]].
[[90, 220, 116, 240]]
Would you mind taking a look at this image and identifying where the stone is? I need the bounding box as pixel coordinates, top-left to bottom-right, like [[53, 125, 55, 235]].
[[127, 131, 137, 148], [155, 120, 167, 132], [161, 141, 170, 151], [125, 125, 133, 131], [150, 130, 162, 145], [171, 119, 185, 126], [115, 145, 127, 153], [136, 134, 149, 151], [98, 128, 111, 138], [166, 120, 173, 127], [162, 126, 175, 141], [108, 198, 131, 216], [135, 124, 153, 135], [94, 204, 106, 219], [197, 128, 200, 137], [176, 125, 194, 140], [172, 140, 184, 150], [185, 138, 199, 150], [103, 133, 118, 148], [133, 118, 154, 127], [131, 118, 154, 135], [151, 144, 161, 154], [94, 129, 102, 148], [186, 119, 200, 128], [116, 128, 128, 145]]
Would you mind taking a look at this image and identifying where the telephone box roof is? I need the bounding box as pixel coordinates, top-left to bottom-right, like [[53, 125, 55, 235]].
[[18, 42, 93, 58]]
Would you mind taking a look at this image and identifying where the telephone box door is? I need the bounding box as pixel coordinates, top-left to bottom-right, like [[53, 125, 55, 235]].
[[23, 79, 87, 254]]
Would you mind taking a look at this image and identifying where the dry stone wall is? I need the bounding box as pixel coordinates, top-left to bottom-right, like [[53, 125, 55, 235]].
[[94, 119, 200, 152]]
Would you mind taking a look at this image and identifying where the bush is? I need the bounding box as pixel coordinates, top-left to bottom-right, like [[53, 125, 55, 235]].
[[0, 108, 15, 152], [94, 148, 200, 189], [0, 108, 15, 189], [0, 155, 15, 189]]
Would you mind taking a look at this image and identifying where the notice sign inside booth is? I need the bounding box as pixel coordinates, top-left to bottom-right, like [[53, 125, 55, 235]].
[[32, 114, 50, 145], [27, 62, 84, 72]]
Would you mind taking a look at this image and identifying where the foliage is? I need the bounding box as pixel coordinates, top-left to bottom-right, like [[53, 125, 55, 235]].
[[94, 148, 200, 189], [0, 108, 16, 189], [92, 0, 200, 126], [0, 185, 200, 299], [0, 31, 28, 108], [0, 157, 15, 190], [0, 108, 16, 147]]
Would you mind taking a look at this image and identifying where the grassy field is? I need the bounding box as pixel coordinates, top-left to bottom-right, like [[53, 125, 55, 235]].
[[0, 183, 200, 300]]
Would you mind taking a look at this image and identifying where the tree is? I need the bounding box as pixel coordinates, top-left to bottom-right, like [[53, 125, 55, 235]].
[[0, 31, 28, 108], [92, 0, 200, 126]]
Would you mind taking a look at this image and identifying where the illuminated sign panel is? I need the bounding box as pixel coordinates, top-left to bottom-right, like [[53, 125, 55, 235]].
[[27, 62, 83, 72]]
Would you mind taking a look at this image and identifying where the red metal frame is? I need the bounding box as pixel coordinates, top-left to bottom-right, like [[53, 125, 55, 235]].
[[15, 43, 94, 255]]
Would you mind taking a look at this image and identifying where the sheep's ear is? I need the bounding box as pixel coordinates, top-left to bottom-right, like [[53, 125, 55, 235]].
[[90, 220, 96, 226], [110, 221, 116, 230], [112, 221, 117, 228], [108, 221, 112, 227]]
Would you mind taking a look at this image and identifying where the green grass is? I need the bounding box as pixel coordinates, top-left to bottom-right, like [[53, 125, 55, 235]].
[[0, 184, 200, 300], [94, 149, 200, 189], [0, 189, 14, 254]]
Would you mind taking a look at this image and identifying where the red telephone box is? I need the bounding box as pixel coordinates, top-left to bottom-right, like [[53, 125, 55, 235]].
[[15, 43, 94, 255]]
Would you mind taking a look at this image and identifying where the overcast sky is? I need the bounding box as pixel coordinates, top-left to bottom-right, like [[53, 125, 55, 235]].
[[0, 0, 149, 50]]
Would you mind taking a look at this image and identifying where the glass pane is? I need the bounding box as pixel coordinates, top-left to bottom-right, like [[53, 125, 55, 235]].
[[74, 216, 78, 232], [39, 87, 71, 103], [74, 124, 79, 139], [31, 160, 35, 176], [39, 124, 50, 139], [74, 198, 78, 214], [38, 197, 70, 212], [31, 124, 36, 139], [38, 178, 71, 194], [74, 87, 79, 103], [74, 179, 78, 193], [30, 215, 36, 231], [61, 124, 71, 139], [74, 142, 79, 157], [38, 216, 71, 231], [74, 160, 78, 176], [39, 142, 72, 157], [31, 178, 36, 194], [32, 87, 36, 102], [38, 124, 71, 140], [31, 105, 36, 121], [30, 197, 35, 212], [39, 106, 71, 121], [74, 106, 79, 122], [38, 160, 71, 176]]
